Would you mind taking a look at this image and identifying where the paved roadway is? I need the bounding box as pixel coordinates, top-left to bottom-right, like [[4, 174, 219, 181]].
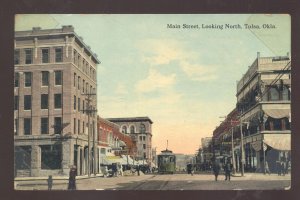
[[16, 173, 291, 190]]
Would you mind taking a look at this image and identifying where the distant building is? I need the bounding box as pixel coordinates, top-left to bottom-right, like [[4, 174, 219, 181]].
[[106, 117, 153, 164], [14, 26, 99, 177]]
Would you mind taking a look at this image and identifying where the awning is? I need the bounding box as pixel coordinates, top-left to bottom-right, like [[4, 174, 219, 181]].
[[100, 156, 127, 165], [264, 134, 291, 151], [121, 155, 135, 165], [264, 109, 290, 119]]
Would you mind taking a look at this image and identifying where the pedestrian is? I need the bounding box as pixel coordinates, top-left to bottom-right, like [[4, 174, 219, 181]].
[[68, 165, 77, 190], [47, 175, 53, 190], [137, 164, 140, 176], [224, 159, 232, 181], [264, 161, 270, 175], [276, 161, 281, 176], [285, 160, 290, 175], [281, 162, 286, 176], [212, 161, 220, 181]]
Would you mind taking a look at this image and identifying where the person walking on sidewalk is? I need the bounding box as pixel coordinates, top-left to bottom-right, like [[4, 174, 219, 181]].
[[68, 165, 77, 190], [224, 158, 233, 181], [265, 161, 271, 175], [212, 161, 220, 181], [47, 175, 53, 190]]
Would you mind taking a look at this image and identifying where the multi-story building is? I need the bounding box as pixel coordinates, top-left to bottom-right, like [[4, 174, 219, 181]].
[[14, 26, 99, 177], [106, 117, 153, 164], [236, 52, 291, 172]]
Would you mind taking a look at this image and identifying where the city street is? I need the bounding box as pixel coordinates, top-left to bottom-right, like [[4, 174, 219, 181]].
[[15, 173, 291, 190]]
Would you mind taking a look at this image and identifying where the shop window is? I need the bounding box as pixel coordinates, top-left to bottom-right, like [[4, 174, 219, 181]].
[[15, 146, 31, 170], [41, 145, 62, 169]]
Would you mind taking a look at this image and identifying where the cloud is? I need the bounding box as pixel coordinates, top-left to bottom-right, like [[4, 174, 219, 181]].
[[137, 39, 217, 81], [180, 61, 217, 81], [135, 68, 176, 93]]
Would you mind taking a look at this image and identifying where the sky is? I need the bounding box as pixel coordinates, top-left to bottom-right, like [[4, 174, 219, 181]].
[[15, 14, 290, 154]]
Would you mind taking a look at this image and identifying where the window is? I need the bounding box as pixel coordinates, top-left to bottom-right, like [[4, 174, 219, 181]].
[[54, 94, 62, 109], [143, 136, 146, 141], [41, 118, 49, 134], [14, 49, 20, 64], [83, 122, 85, 133], [54, 117, 62, 134], [42, 48, 49, 63], [14, 119, 18, 135], [140, 124, 146, 134], [55, 71, 62, 85], [25, 49, 33, 64], [74, 118, 76, 134], [143, 153, 146, 159], [139, 136, 142, 141], [130, 126, 135, 134], [24, 95, 31, 110], [83, 100, 85, 114], [73, 50, 77, 64], [24, 118, 31, 135], [78, 76, 81, 90], [74, 95, 76, 110], [78, 54, 81, 68], [282, 86, 290, 100], [24, 72, 32, 87], [41, 71, 49, 86], [78, 119, 80, 134], [143, 144, 146, 149], [41, 94, 48, 109], [269, 87, 279, 101], [122, 126, 127, 134], [74, 73, 76, 87], [78, 97, 80, 111], [14, 73, 19, 87], [14, 96, 19, 110], [82, 79, 85, 93], [86, 83, 88, 94], [41, 145, 62, 169], [55, 47, 63, 62]]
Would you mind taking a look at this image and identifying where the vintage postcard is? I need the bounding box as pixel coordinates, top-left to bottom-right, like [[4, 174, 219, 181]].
[[13, 14, 291, 190]]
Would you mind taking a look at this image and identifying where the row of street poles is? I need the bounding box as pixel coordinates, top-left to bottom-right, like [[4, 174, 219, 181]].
[[219, 116, 247, 176]]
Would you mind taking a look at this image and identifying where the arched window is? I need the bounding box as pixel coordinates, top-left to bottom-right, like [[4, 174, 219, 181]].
[[140, 124, 146, 134], [130, 126, 135, 134], [122, 126, 127, 134]]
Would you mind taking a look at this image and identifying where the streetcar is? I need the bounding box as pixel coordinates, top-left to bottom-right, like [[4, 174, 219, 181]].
[[157, 149, 176, 174]]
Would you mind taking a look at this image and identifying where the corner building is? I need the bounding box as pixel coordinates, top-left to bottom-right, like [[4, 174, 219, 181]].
[[14, 26, 99, 177], [236, 53, 291, 173], [106, 117, 153, 164]]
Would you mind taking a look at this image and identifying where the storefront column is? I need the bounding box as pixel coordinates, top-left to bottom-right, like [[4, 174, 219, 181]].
[[30, 145, 41, 177]]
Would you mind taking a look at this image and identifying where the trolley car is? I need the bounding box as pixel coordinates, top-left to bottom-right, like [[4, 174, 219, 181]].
[[157, 149, 176, 174]]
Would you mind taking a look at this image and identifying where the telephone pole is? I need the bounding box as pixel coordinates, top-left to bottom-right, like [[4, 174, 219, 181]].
[[82, 92, 97, 177]]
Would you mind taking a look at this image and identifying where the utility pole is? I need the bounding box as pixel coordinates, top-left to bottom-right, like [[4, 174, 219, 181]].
[[231, 126, 236, 174], [240, 119, 245, 177], [82, 92, 97, 177]]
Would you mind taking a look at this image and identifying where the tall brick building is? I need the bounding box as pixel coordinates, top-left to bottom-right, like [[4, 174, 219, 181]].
[[14, 26, 99, 177]]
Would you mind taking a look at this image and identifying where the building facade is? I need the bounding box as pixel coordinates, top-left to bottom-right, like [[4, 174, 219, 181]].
[[97, 116, 137, 167], [236, 53, 291, 172], [14, 26, 99, 177], [106, 117, 153, 164]]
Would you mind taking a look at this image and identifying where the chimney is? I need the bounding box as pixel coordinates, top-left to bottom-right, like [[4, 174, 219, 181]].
[[62, 25, 74, 32], [257, 52, 260, 58], [32, 27, 41, 32]]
